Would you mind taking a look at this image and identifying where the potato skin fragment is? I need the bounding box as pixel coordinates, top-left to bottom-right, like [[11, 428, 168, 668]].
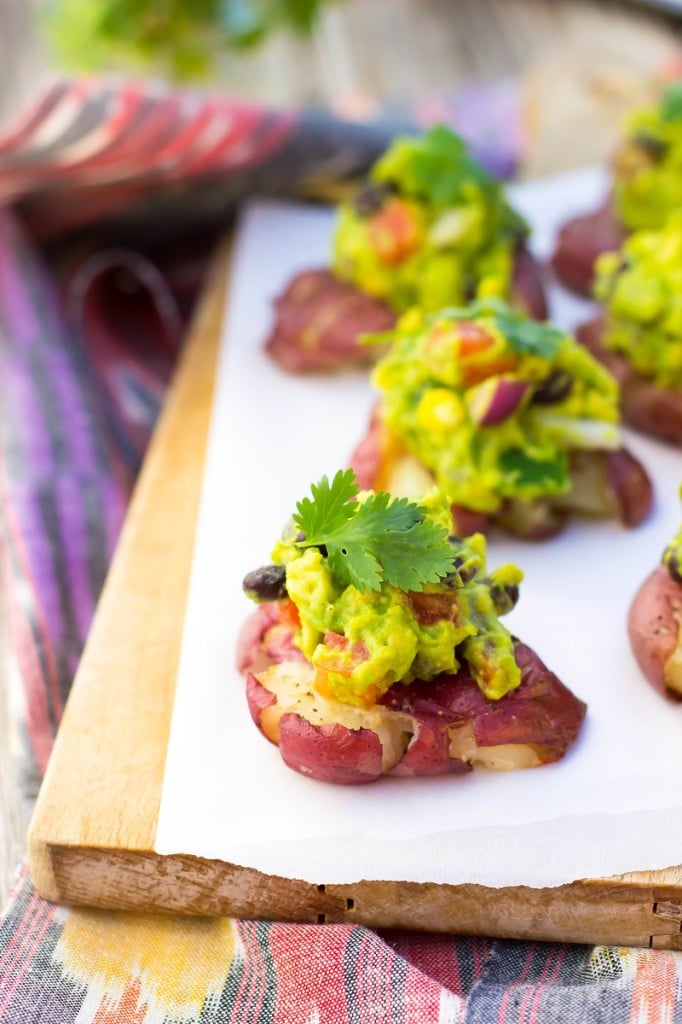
[[265, 269, 396, 373], [628, 565, 682, 700], [578, 316, 682, 446], [551, 201, 626, 298]]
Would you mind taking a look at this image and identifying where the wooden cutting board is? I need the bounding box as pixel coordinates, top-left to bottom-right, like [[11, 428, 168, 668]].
[[27, 240, 682, 949]]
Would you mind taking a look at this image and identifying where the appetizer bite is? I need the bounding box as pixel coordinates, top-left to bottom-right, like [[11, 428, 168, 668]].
[[267, 126, 547, 373], [628, 494, 682, 699], [350, 300, 653, 539], [577, 212, 682, 445], [552, 79, 682, 296], [239, 470, 586, 783]]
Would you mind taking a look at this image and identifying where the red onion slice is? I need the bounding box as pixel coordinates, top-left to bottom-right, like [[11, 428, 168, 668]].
[[467, 377, 529, 427]]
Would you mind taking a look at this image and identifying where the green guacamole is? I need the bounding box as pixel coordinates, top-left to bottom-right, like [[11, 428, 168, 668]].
[[614, 81, 682, 231], [332, 125, 527, 313], [594, 212, 682, 389], [371, 300, 620, 513], [271, 490, 523, 706]]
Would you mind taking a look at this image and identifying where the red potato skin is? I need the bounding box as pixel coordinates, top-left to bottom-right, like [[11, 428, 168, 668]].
[[278, 715, 384, 784], [265, 269, 396, 373], [381, 641, 586, 762], [266, 249, 547, 374], [550, 201, 626, 298], [246, 673, 277, 732], [511, 245, 548, 321], [578, 316, 682, 446], [349, 409, 651, 537], [604, 448, 654, 529], [628, 565, 682, 700], [238, 605, 587, 783]]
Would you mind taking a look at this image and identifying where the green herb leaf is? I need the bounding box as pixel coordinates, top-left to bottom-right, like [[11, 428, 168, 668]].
[[293, 471, 455, 592], [293, 469, 359, 540], [499, 448, 568, 490], [662, 81, 682, 123], [494, 312, 565, 359], [431, 299, 566, 359]]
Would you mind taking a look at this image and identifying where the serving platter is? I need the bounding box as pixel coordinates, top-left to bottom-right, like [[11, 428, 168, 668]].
[[27, 171, 682, 947]]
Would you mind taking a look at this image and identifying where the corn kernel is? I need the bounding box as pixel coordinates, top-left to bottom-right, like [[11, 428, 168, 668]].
[[416, 388, 463, 431]]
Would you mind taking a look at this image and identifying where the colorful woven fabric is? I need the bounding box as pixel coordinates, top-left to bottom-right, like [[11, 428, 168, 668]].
[[2, 77, 682, 1022]]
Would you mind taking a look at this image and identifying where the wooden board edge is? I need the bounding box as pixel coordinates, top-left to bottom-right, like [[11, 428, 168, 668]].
[[27, 238, 232, 900], [42, 844, 682, 949]]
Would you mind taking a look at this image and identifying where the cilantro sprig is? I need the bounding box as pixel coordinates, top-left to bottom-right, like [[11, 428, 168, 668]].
[[293, 469, 455, 593], [433, 299, 566, 359]]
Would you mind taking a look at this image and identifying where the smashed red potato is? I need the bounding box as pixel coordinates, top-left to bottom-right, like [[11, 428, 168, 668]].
[[266, 248, 547, 374], [265, 270, 396, 373], [578, 316, 682, 446], [550, 201, 626, 298], [238, 604, 587, 784], [628, 566, 682, 700], [350, 409, 653, 540]]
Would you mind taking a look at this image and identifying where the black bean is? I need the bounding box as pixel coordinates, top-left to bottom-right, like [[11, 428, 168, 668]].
[[531, 370, 573, 405], [665, 549, 682, 585], [353, 181, 395, 217], [489, 582, 520, 615], [242, 564, 288, 602], [633, 132, 667, 161]]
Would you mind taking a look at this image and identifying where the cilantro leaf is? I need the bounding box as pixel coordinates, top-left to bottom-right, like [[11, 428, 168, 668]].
[[499, 448, 568, 492], [327, 545, 383, 593], [494, 312, 565, 359], [293, 469, 358, 539], [293, 470, 455, 592], [431, 300, 566, 359], [344, 491, 422, 535], [373, 518, 457, 590]]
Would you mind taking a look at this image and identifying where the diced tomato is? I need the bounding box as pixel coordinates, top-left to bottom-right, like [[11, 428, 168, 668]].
[[457, 321, 495, 357], [278, 599, 301, 630], [316, 632, 370, 676], [455, 322, 519, 387], [368, 199, 421, 265], [460, 352, 519, 388]]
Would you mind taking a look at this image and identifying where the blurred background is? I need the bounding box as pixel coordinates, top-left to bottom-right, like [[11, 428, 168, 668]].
[[0, 0, 680, 176]]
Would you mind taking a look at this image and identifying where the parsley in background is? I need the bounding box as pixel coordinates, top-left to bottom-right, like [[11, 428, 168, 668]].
[[47, 0, 342, 81]]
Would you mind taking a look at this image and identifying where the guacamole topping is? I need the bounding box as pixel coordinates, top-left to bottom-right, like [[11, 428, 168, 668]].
[[332, 125, 527, 313], [613, 80, 682, 231], [663, 487, 682, 584], [251, 488, 523, 708], [594, 212, 682, 389], [371, 300, 620, 513]]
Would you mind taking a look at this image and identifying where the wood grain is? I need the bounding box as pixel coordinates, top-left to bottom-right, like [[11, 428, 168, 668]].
[[28, 240, 229, 901], [26, 242, 682, 947], [39, 847, 682, 949]]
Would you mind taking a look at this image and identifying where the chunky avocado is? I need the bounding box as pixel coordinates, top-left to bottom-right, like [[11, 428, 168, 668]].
[[614, 81, 682, 231], [332, 125, 527, 312], [371, 300, 620, 513], [594, 212, 682, 389], [266, 490, 523, 707]]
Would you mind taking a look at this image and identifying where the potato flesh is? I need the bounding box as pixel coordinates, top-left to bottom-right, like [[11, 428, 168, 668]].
[[247, 647, 584, 781], [256, 662, 413, 772]]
